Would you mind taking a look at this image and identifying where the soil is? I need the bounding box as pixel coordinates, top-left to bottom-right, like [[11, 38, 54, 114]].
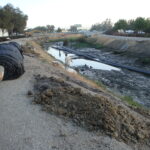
[[0, 38, 139, 150], [33, 75, 150, 148], [69, 47, 150, 108]]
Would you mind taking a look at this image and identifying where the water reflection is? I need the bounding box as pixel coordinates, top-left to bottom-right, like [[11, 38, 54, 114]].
[[47, 47, 120, 71]]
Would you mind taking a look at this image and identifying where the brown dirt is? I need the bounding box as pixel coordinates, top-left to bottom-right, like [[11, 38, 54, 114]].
[[1, 36, 144, 150], [33, 75, 150, 146], [20, 38, 150, 149]]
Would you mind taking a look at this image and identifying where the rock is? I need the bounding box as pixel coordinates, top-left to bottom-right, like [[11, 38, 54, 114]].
[[27, 90, 33, 96]]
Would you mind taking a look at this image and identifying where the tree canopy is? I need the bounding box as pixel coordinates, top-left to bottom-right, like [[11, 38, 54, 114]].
[[0, 4, 28, 35], [47, 25, 55, 32], [56, 27, 62, 32], [90, 19, 112, 32], [134, 17, 147, 32], [69, 25, 77, 32], [114, 19, 128, 31], [113, 17, 150, 33], [31, 25, 55, 33]]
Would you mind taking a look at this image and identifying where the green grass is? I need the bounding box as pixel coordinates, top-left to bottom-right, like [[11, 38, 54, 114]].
[[74, 72, 145, 109], [94, 80, 107, 89], [121, 96, 143, 108], [88, 80, 143, 109], [73, 41, 103, 49], [72, 42, 92, 48], [71, 39, 104, 49], [139, 57, 150, 65], [47, 36, 104, 49], [79, 74, 143, 108]]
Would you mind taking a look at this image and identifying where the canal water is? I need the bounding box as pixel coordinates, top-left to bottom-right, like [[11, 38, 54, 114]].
[[47, 47, 120, 71]]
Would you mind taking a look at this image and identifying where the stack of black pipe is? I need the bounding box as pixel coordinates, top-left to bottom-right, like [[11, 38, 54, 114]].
[[0, 42, 25, 80]]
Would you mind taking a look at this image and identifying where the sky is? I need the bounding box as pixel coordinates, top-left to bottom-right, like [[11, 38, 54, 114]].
[[1, 0, 150, 29]]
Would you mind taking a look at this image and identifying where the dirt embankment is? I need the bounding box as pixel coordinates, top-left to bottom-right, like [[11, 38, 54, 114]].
[[33, 75, 150, 147], [87, 34, 150, 58], [2, 38, 128, 150], [22, 39, 150, 149], [3, 36, 147, 150]]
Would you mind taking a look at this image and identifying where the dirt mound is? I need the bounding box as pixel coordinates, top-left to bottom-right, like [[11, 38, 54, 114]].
[[33, 75, 150, 146]]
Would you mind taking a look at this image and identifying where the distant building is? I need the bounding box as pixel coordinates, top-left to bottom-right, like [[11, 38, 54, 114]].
[[137, 31, 145, 34], [0, 29, 9, 37], [125, 30, 134, 34], [118, 29, 125, 34], [61, 29, 68, 33]]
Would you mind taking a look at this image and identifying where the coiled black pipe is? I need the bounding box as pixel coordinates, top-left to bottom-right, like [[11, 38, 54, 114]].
[[0, 42, 25, 80]]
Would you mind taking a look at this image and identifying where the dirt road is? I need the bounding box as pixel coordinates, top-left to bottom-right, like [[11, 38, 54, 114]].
[[0, 53, 134, 150], [100, 33, 150, 41]]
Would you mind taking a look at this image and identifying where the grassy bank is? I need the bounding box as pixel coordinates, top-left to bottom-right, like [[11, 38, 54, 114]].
[[70, 37, 104, 49], [47, 33, 84, 42], [44, 33, 104, 49], [121, 96, 143, 108], [79, 74, 145, 109]]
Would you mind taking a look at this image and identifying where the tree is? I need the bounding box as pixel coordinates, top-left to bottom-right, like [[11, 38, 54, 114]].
[[0, 4, 28, 35], [12, 8, 28, 34], [90, 19, 112, 32], [127, 19, 135, 30], [74, 24, 82, 28], [134, 17, 146, 32], [101, 19, 112, 31], [56, 27, 62, 32], [90, 23, 102, 31], [0, 7, 7, 34], [114, 19, 128, 31], [144, 18, 150, 33], [33, 26, 47, 32], [47, 25, 55, 32], [69, 25, 77, 32]]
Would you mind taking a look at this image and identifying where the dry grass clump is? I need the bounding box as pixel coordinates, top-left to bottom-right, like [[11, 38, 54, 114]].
[[68, 71, 105, 91], [47, 33, 84, 41], [87, 34, 115, 46], [33, 75, 150, 146], [23, 41, 54, 62]]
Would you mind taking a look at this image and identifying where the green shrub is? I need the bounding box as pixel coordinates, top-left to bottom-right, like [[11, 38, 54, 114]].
[[63, 39, 69, 46], [121, 96, 143, 108], [140, 57, 150, 65]]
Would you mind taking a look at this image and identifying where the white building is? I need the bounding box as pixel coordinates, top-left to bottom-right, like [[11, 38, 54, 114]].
[[0, 29, 9, 37], [125, 30, 134, 34]]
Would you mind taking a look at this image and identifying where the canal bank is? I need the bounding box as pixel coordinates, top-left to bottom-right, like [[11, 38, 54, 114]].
[[45, 43, 150, 108], [22, 39, 150, 149]]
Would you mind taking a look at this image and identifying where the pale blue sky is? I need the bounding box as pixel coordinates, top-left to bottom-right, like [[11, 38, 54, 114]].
[[1, 0, 150, 29]]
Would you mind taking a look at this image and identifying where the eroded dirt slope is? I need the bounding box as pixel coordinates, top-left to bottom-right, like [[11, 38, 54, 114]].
[[0, 39, 138, 150], [33, 75, 150, 147]]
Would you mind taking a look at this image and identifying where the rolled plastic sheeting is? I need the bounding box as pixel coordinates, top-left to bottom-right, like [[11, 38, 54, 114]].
[[0, 42, 25, 80]]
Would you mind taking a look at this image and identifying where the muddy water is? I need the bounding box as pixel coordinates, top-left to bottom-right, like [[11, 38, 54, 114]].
[[46, 46, 150, 108], [47, 47, 120, 71]]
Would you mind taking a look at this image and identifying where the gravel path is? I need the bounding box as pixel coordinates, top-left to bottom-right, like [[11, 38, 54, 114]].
[[0, 54, 134, 150]]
